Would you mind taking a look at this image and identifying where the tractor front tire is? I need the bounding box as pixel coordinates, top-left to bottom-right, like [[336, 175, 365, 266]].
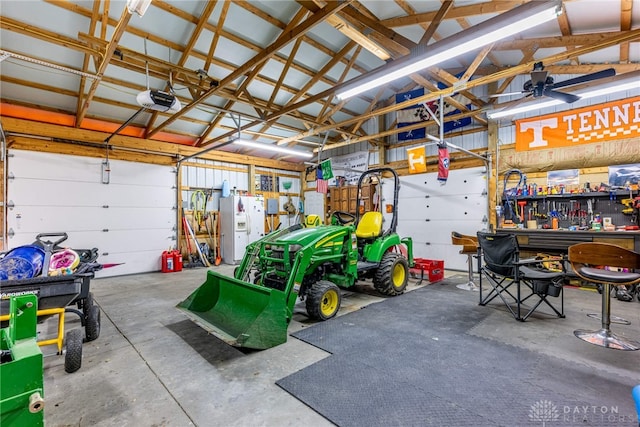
[[306, 280, 341, 321], [374, 253, 409, 296]]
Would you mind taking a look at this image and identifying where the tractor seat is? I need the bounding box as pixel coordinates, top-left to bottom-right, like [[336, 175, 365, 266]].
[[356, 212, 383, 239], [305, 214, 321, 227]]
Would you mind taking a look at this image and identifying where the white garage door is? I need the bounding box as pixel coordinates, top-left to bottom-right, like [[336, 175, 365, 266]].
[[382, 166, 488, 271], [6, 150, 175, 277]]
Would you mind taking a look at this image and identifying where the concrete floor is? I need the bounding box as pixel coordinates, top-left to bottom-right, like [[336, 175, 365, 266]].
[[38, 266, 640, 426]]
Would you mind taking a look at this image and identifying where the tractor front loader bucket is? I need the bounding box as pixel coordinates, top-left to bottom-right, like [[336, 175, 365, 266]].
[[177, 270, 290, 350]]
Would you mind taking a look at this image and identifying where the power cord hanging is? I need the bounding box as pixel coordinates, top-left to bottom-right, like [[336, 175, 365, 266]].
[[502, 169, 525, 223]]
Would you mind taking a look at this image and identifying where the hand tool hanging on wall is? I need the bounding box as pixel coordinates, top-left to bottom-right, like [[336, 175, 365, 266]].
[[517, 200, 527, 223], [191, 190, 206, 232], [182, 208, 209, 267], [215, 211, 222, 266], [181, 211, 197, 267], [203, 214, 216, 264], [184, 212, 210, 267]]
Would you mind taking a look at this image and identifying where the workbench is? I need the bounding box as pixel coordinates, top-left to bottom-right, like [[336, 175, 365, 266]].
[[496, 228, 640, 256]]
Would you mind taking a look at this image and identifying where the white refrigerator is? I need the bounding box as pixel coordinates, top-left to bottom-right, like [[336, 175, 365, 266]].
[[220, 195, 265, 264]]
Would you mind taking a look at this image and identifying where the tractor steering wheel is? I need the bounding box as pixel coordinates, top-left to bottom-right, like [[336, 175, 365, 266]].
[[331, 211, 356, 225]]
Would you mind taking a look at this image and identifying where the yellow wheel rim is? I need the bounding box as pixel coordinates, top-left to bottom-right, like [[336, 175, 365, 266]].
[[320, 289, 339, 317], [392, 263, 406, 288]]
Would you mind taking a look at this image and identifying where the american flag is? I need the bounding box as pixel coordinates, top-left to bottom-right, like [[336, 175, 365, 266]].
[[316, 178, 328, 194]]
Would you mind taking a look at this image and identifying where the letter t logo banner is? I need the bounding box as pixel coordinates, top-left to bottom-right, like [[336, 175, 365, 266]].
[[407, 146, 427, 174], [515, 95, 640, 151]]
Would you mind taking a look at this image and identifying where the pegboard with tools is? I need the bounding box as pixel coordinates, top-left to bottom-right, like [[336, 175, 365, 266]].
[[502, 189, 639, 231]]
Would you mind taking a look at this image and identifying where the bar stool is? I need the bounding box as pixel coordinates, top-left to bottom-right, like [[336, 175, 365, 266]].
[[451, 231, 479, 291], [568, 242, 640, 351]]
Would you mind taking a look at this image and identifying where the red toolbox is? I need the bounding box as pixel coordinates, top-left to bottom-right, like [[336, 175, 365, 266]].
[[410, 258, 445, 284]]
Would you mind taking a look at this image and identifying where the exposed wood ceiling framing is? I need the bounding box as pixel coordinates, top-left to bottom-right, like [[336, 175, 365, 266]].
[[1, 0, 639, 163]]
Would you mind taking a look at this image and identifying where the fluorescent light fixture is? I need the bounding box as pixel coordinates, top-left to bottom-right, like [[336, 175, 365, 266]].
[[0, 49, 99, 79], [233, 138, 313, 158], [127, 0, 152, 16], [487, 73, 640, 119], [336, 0, 561, 100]]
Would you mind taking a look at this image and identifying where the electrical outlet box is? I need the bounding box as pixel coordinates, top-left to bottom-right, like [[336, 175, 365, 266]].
[[266, 198, 279, 215]]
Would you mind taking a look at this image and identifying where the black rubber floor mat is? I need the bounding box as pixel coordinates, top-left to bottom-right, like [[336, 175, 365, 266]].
[[277, 281, 638, 427]]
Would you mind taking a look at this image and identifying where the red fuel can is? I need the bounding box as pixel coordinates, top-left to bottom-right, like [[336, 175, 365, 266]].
[[161, 250, 174, 273], [172, 250, 183, 272]]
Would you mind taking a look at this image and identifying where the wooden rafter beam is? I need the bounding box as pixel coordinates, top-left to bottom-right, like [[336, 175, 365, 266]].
[[620, 0, 633, 63], [418, 0, 453, 45], [0, 117, 305, 171], [341, 4, 414, 51], [286, 28, 640, 152], [318, 46, 363, 125], [494, 31, 640, 50], [147, 1, 353, 138], [47, 0, 372, 99], [0, 16, 97, 56], [152, 0, 371, 83], [287, 41, 356, 107], [267, 38, 303, 110], [76, 7, 132, 126], [80, 32, 364, 127], [146, 0, 218, 135], [195, 7, 309, 147], [384, 0, 486, 125], [75, 0, 102, 126], [380, 1, 526, 28], [205, 0, 230, 73], [447, 62, 640, 77]]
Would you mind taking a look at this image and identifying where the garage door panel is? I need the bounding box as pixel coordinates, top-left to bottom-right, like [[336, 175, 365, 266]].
[[8, 206, 173, 232], [410, 243, 474, 272], [9, 151, 102, 181], [400, 221, 484, 245], [95, 249, 167, 278], [396, 171, 486, 198], [9, 179, 173, 208], [382, 167, 487, 273], [107, 163, 174, 187], [397, 195, 486, 221], [7, 150, 175, 277]]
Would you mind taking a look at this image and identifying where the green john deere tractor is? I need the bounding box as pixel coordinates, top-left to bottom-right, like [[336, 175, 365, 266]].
[[177, 167, 413, 349]]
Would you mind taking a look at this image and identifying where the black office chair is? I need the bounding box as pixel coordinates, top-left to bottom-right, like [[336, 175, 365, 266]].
[[477, 231, 565, 321]]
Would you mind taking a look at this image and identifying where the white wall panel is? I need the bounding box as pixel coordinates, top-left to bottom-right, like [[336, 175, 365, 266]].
[[382, 166, 488, 271], [7, 150, 175, 277]]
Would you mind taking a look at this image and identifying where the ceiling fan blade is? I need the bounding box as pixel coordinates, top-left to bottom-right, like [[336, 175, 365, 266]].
[[552, 68, 616, 89], [530, 70, 548, 86], [489, 93, 533, 114], [488, 91, 526, 98], [544, 88, 580, 103]]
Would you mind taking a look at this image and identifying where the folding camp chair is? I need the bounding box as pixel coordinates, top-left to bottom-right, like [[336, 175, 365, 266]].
[[477, 231, 565, 321]]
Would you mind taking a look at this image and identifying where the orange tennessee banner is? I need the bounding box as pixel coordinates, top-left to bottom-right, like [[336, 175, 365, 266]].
[[515, 95, 640, 151], [406, 146, 427, 174]]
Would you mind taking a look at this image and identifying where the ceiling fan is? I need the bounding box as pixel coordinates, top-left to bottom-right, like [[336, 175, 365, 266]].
[[491, 62, 616, 104]]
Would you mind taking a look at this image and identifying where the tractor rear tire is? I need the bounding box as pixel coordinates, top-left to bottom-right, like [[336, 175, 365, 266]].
[[374, 253, 409, 296], [306, 280, 341, 321]]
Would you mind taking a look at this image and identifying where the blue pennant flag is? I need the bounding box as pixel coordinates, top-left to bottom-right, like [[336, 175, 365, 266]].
[[396, 88, 426, 141]]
